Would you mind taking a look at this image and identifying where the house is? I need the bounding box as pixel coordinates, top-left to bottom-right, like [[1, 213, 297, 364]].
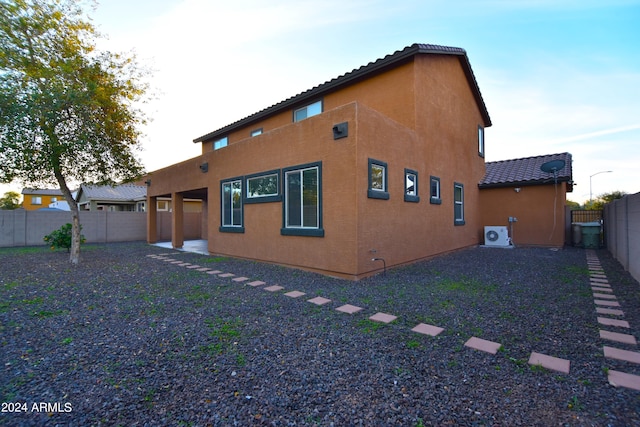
[[21, 188, 64, 210], [479, 153, 573, 247], [146, 43, 494, 279], [76, 184, 148, 211], [76, 183, 203, 213]]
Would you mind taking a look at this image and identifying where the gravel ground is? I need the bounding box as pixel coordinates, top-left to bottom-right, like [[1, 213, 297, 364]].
[[1, 242, 639, 426]]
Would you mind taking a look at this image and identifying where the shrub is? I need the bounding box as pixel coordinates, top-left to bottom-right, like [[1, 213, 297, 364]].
[[43, 223, 86, 252]]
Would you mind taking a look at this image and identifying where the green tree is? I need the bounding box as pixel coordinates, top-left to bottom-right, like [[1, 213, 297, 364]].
[[0, 0, 149, 264], [587, 190, 627, 210], [0, 190, 20, 209]]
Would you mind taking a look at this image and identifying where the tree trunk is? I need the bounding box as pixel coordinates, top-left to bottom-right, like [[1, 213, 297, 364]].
[[55, 175, 81, 265]]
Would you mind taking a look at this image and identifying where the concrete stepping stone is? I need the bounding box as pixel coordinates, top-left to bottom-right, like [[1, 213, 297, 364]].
[[336, 304, 363, 314], [600, 330, 637, 345], [186, 265, 201, 269], [464, 337, 501, 354], [232, 276, 249, 282], [591, 281, 610, 287], [412, 323, 444, 337], [608, 370, 640, 391], [598, 317, 630, 328], [206, 270, 222, 275], [170, 260, 183, 264], [596, 307, 625, 316], [218, 273, 235, 278], [197, 267, 211, 272], [592, 287, 613, 293], [595, 299, 621, 307], [593, 293, 616, 300], [284, 291, 305, 298], [247, 280, 266, 287], [603, 346, 640, 364], [264, 285, 284, 292], [308, 296, 332, 306], [369, 312, 397, 323], [178, 263, 190, 267], [528, 352, 570, 374]]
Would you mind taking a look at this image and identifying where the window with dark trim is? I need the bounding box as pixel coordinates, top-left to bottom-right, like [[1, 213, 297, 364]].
[[430, 176, 441, 205], [281, 162, 324, 237], [404, 168, 419, 203], [293, 100, 323, 122], [250, 128, 263, 137], [214, 136, 228, 150], [454, 182, 465, 225], [368, 158, 389, 200], [220, 177, 244, 233], [478, 125, 485, 158], [245, 170, 281, 203]]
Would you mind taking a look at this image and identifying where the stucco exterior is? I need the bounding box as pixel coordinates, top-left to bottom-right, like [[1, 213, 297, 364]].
[[146, 44, 491, 279]]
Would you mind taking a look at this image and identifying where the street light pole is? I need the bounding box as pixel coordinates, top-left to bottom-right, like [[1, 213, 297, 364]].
[[589, 170, 612, 203]]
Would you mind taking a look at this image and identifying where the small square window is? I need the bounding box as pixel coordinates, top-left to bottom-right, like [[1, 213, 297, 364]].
[[157, 200, 169, 211], [250, 128, 263, 137], [430, 176, 441, 204], [294, 100, 323, 122], [404, 169, 419, 203], [213, 136, 228, 150], [368, 159, 389, 200], [31, 196, 42, 205]]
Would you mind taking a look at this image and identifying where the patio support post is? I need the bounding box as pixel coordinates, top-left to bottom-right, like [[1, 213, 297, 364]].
[[147, 195, 158, 244], [172, 192, 184, 249]]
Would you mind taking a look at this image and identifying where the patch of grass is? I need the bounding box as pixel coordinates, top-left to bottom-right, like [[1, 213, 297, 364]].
[[184, 286, 212, 307], [32, 309, 67, 318], [356, 319, 386, 334], [61, 337, 73, 345], [567, 395, 584, 411], [203, 256, 228, 264], [200, 318, 244, 356], [406, 340, 421, 349]]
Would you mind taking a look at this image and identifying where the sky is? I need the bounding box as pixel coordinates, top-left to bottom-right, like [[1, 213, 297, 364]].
[[3, 0, 639, 203]]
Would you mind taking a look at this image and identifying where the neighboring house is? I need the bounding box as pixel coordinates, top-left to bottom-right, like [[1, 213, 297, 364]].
[[21, 188, 63, 210], [76, 184, 148, 211], [146, 43, 494, 279], [479, 153, 573, 247], [76, 183, 203, 213]]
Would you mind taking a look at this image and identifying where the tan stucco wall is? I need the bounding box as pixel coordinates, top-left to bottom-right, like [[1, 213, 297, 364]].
[[479, 185, 568, 247]]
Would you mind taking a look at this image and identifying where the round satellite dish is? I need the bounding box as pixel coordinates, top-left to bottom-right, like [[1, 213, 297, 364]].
[[540, 159, 565, 173]]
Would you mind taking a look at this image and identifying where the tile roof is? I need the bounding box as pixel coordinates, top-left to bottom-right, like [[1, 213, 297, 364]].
[[193, 43, 491, 143], [479, 153, 573, 188], [77, 184, 146, 201], [21, 188, 63, 196]]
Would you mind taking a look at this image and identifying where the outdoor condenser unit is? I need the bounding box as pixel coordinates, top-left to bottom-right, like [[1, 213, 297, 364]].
[[484, 226, 510, 247]]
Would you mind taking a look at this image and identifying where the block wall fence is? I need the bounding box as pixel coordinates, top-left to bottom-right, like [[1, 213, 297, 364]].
[[604, 192, 640, 283]]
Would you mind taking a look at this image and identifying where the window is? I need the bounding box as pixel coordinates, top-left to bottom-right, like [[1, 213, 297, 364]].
[[213, 136, 228, 150], [368, 159, 389, 200], [478, 125, 485, 157], [136, 201, 146, 212], [31, 196, 42, 205], [404, 169, 419, 203], [250, 128, 263, 137], [282, 162, 323, 237], [454, 182, 465, 225], [293, 100, 322, 122], [157, 200, 169, 211], [51, 197, 57, 202], [245, 170, 280, 203], [430, 176, 441, 205], [221, 178, 244, 232]]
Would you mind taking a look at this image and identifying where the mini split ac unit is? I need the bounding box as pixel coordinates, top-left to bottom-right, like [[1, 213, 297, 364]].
[[484, 226, 510, 247]]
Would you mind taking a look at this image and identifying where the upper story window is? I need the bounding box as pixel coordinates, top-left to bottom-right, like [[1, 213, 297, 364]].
[[368, 159, 389, 200], [213, 136, 228, 150], [31, 196, 42, 205], [430, 176, 441, 205], [478, 125, 485, 157], [293, 100, 322, 122], [404, 169, 419, 203], [250, 128, 263, 137]]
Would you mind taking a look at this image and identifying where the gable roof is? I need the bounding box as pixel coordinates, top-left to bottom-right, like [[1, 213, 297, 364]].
[[76, 184, 146, 202], [194, 43, 491, 143], [479, 153, 573, 189], [22, 188, 63, 196]]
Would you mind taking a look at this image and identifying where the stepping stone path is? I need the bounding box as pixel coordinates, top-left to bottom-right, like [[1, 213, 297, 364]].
[[586, 250, 640, 391], [145, 250, 639, 389]]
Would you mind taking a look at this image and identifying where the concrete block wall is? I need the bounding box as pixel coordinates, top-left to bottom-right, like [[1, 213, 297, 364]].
[[604, 192, 640, 283], [0, 210, 155, 247]]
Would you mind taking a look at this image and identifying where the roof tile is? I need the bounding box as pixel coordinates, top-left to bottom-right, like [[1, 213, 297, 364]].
[[480, 153, 572, 188]]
